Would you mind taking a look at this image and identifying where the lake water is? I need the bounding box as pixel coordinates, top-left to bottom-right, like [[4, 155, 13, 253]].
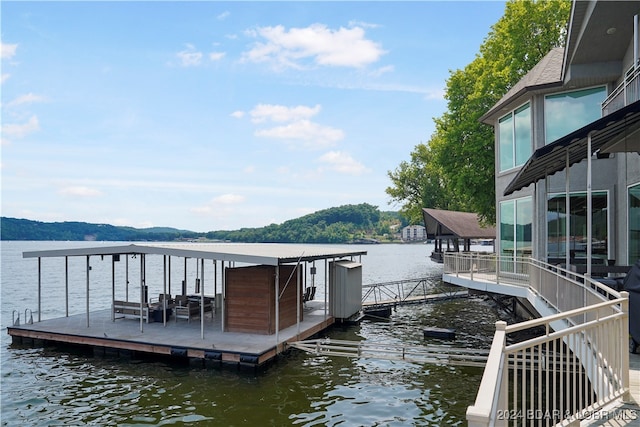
[[1, 241, 503, 426]]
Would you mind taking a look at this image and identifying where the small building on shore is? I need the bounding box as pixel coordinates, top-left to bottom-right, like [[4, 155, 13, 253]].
[[7, 243, 367, 369], [422, 208, 496, 262], [401, 225, 428, 242]]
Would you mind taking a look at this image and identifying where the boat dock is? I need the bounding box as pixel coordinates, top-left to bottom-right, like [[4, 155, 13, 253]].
[[9, 301, 332, 368], [7, 243, 368, 369]]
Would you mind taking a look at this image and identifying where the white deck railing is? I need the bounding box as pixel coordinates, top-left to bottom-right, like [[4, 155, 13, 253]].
[[443, 254, 630, 427]]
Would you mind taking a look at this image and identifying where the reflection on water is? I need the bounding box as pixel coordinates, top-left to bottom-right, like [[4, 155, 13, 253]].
[[1, 242, 502, 426]]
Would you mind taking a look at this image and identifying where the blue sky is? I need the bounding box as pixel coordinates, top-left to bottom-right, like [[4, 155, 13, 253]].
[[2, 1, 506, 232]]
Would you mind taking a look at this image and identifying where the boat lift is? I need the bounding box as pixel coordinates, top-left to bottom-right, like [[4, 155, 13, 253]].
[[288, 338, 581, 370], [288, 338, 490, 367]]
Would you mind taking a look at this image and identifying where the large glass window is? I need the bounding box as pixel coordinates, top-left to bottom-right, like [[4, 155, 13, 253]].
[[630, 184, 640, 264], [544, 86, 606, 144], [499, 103, 531, 171], [500, 197, 532, 259], [547, 192, 609, 263]]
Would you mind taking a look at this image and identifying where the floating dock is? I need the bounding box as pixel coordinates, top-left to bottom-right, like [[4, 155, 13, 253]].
[[9, 301, 333, 368], [7, 243, 368, 369]]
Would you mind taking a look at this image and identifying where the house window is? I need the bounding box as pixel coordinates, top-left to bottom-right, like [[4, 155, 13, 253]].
[[629, 183, 640, 264], [544, 86, 606, 144], [499, 103, 531, 172], [547, 191, 609, 263], [500, 197, 532, 260]]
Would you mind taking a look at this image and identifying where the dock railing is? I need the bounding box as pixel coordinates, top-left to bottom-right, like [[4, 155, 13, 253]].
[[443, 253, 630, 427]]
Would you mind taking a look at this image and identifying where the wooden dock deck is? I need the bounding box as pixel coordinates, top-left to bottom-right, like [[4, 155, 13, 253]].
[[8, 301, 333, 368]]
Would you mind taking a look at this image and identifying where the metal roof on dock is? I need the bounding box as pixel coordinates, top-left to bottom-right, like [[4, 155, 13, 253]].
[[22, 243, 368, 266]]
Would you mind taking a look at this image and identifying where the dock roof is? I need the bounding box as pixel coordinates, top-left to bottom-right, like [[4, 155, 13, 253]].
[[23, 243, 368, 266], [422, 208, 496, 240]]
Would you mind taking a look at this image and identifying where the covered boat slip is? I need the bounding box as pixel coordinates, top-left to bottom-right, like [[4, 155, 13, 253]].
[[9, 243, 367, 367], [422, 208, 496, 263]]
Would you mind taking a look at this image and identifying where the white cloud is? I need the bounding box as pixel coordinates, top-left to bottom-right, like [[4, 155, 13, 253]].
[[191, 193, 245, 218], [370, 65, 394, 77], [249, 104, 321, 123], [6, 93, 48, 108], [1, 73, 10, 84], [209, 51, 226, 61], [58, 186, 103, 197], [242, 23, 386, 70], [230, 110, 245, 119], [217, 11, 230, 20], [177, 44, 203, 67], [255, 119, 343, 149], [1, 42, 17, 60], [2, 115, 40, 139], [318, 151, 368, 175], [213, 193, 245, 204]]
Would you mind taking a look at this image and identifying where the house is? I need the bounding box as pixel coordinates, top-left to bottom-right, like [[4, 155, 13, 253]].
[[480, 1, 640, 271], [400, 224, 427, 242], [459, 2, 640, 425]]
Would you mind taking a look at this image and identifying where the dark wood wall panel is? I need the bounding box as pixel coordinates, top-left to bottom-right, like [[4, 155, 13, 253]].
[[225, 265, 303, 334]]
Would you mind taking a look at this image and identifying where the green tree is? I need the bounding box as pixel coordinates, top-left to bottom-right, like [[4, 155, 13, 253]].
[[387, 0, 571, 225]]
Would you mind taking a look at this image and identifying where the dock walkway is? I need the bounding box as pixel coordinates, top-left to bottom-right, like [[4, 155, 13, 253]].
[[362, 277, 468, 311]]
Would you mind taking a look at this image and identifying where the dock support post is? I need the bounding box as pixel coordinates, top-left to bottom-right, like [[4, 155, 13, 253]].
[[296, 264, 301, 336], [125, 255, 129, 301], [140, 254, 144, 333], [163, 255, 167, 326], [86, 255, 90, 328], [38, 257, 42, 322], [65, 256, 69, 317], [201, 258, 205, 340], [275, 265, 280, 351], [112, 255, 116, 322]]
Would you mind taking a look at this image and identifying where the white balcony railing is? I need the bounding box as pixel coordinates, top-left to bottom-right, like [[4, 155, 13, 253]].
[[444, 254, 630, 427], [602, 62, 640, 116]]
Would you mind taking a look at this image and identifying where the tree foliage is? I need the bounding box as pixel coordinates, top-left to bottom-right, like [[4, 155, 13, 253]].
[[206, 203, 387, 243], [387, 0, 571, 225]]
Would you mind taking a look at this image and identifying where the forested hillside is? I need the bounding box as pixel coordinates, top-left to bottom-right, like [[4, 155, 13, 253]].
[[206, 203, 401, 243], [0, 217, 200, 241], [1, 204, 404, 243]]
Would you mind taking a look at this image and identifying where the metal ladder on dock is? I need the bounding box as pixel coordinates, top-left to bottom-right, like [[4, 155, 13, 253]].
[[12, 309, 34, 326], [288, 338, 490, 367]]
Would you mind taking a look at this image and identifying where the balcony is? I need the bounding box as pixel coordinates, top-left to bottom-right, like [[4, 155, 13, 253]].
[[602, 63, 640, 116]]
